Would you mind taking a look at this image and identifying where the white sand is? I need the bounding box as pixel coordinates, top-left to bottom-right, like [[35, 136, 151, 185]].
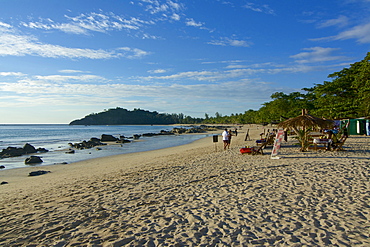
[[0, 125, 369, 246]]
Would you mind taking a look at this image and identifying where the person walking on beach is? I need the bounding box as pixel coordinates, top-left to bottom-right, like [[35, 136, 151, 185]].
[[227, 129, 233, 148], [222, 129, 229, 150]]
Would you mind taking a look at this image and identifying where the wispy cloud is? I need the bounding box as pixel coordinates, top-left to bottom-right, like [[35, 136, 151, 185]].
[[334, 22, 370, 43], [0, 24, 149, 59], [148, 69, 167, 74], [137, 63, 329, 83], [185, 18, 203, 27], [311, 22, 370, 44], [59, 69, 89, 74], [243, 3, 275, 15], [32, 74, 108, 83], [21, 12, 151, 35], [141, 0, 184, 14], [0, 72, 26, 77], [317, 15, 349, 28], [290, 47, 346, 64], [208, 37, 253, 47]]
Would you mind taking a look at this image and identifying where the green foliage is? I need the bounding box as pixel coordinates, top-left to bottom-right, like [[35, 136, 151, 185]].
[[307, 52, 370, 119], [293, 128, 312, 152], [70, 107, 202, 125]]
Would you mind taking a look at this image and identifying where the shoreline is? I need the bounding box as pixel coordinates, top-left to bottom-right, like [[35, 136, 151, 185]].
[[0, 124, 221, 171], [0, 129, 223, 196], [1, 125, 369, 246]]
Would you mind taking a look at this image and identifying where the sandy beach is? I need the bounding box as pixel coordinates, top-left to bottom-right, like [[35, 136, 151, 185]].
[[0, 125, 369, 246]]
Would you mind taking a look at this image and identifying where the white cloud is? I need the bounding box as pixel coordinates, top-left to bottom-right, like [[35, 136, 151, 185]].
[[118, 47, 150, 58], [33, 74, 107, 83], [185, 18, 203, 27], [290, 47, 345, 64], [148, 69, 167, 74], [334, 22, 370, 43], [0, 22, 12, 29], [208, 37, 252, 47], [22, 13, 150, 35], [171, 13, 181, 21], [0, 72, 26, 77], [311, 22, 370, 44], [0, 28, 149, 59], [141, 0, 184, 14], [59, 69, 88, 73], [243, 3, 275, 15], [318, 15, 349, 28]]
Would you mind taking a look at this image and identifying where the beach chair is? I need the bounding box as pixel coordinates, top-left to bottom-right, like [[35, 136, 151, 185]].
[[252, 142, 267, 155], [240, 141, 267, 155], [333, 136, 347, 151], [266, 134, 275, 146]]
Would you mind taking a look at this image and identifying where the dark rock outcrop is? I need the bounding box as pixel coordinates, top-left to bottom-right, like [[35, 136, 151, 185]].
[[23, 143, 37, 154], [101, 134, 118, 142], [25, 156, 43, 164], [68, 137, 106, 150], [29, 170, 51, 176], [0, 146, 25, 158], [0, 144, 48, 159]]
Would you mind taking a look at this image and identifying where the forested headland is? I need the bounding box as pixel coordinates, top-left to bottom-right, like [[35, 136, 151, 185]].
[[70, 53, 370, 125], [69, 108, 203, 125]]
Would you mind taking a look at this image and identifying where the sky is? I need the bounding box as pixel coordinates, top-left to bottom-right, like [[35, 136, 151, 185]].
[[0, 0, 370, 123]]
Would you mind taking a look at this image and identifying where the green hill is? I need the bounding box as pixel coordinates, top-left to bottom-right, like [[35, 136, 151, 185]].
[[69, 107, 201, 125]]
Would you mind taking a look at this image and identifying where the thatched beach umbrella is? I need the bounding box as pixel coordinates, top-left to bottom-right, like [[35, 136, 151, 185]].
[[278, 114, 334, 131], [278, 110, 334, 151]]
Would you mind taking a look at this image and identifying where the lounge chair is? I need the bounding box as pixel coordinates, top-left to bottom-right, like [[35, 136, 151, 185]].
[[256, 134, 275, 146], [252, 142, 267, 155], [333, 136, 347, 151], [240, 141, 267, 155]]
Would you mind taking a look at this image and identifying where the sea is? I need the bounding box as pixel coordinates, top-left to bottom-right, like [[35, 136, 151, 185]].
[[0, 124, 211, 170]]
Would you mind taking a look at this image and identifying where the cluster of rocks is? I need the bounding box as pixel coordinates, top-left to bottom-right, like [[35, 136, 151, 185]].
[[0, 143, 48, 159], [68, 134, 132, 151], [142, 126, 218, 136], [68, 137, 106, 150]]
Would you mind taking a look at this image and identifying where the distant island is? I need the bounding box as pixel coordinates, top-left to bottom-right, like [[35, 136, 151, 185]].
[[69, 107, 203, 125]]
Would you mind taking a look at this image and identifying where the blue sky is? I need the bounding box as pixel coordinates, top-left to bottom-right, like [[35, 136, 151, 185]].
[[1, 0, 369, 123]]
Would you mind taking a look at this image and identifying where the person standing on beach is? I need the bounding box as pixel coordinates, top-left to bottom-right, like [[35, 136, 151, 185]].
[[227, 129, 232, 149], [222, 129, 229, 150]]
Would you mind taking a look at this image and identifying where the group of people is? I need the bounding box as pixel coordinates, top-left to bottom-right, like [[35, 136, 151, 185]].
[[222, 129, 234, 150]]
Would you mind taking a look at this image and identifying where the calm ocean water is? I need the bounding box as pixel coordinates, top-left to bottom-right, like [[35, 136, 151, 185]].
[[0, 124, 210, 170]]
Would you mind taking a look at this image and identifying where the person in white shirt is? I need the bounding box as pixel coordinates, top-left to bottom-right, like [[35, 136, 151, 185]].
[[222, 129, 229, 150]]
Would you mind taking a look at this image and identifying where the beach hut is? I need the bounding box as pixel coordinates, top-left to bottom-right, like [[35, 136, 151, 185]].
[[340, 118, 368, 135], [278, 110, 334, 151]]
